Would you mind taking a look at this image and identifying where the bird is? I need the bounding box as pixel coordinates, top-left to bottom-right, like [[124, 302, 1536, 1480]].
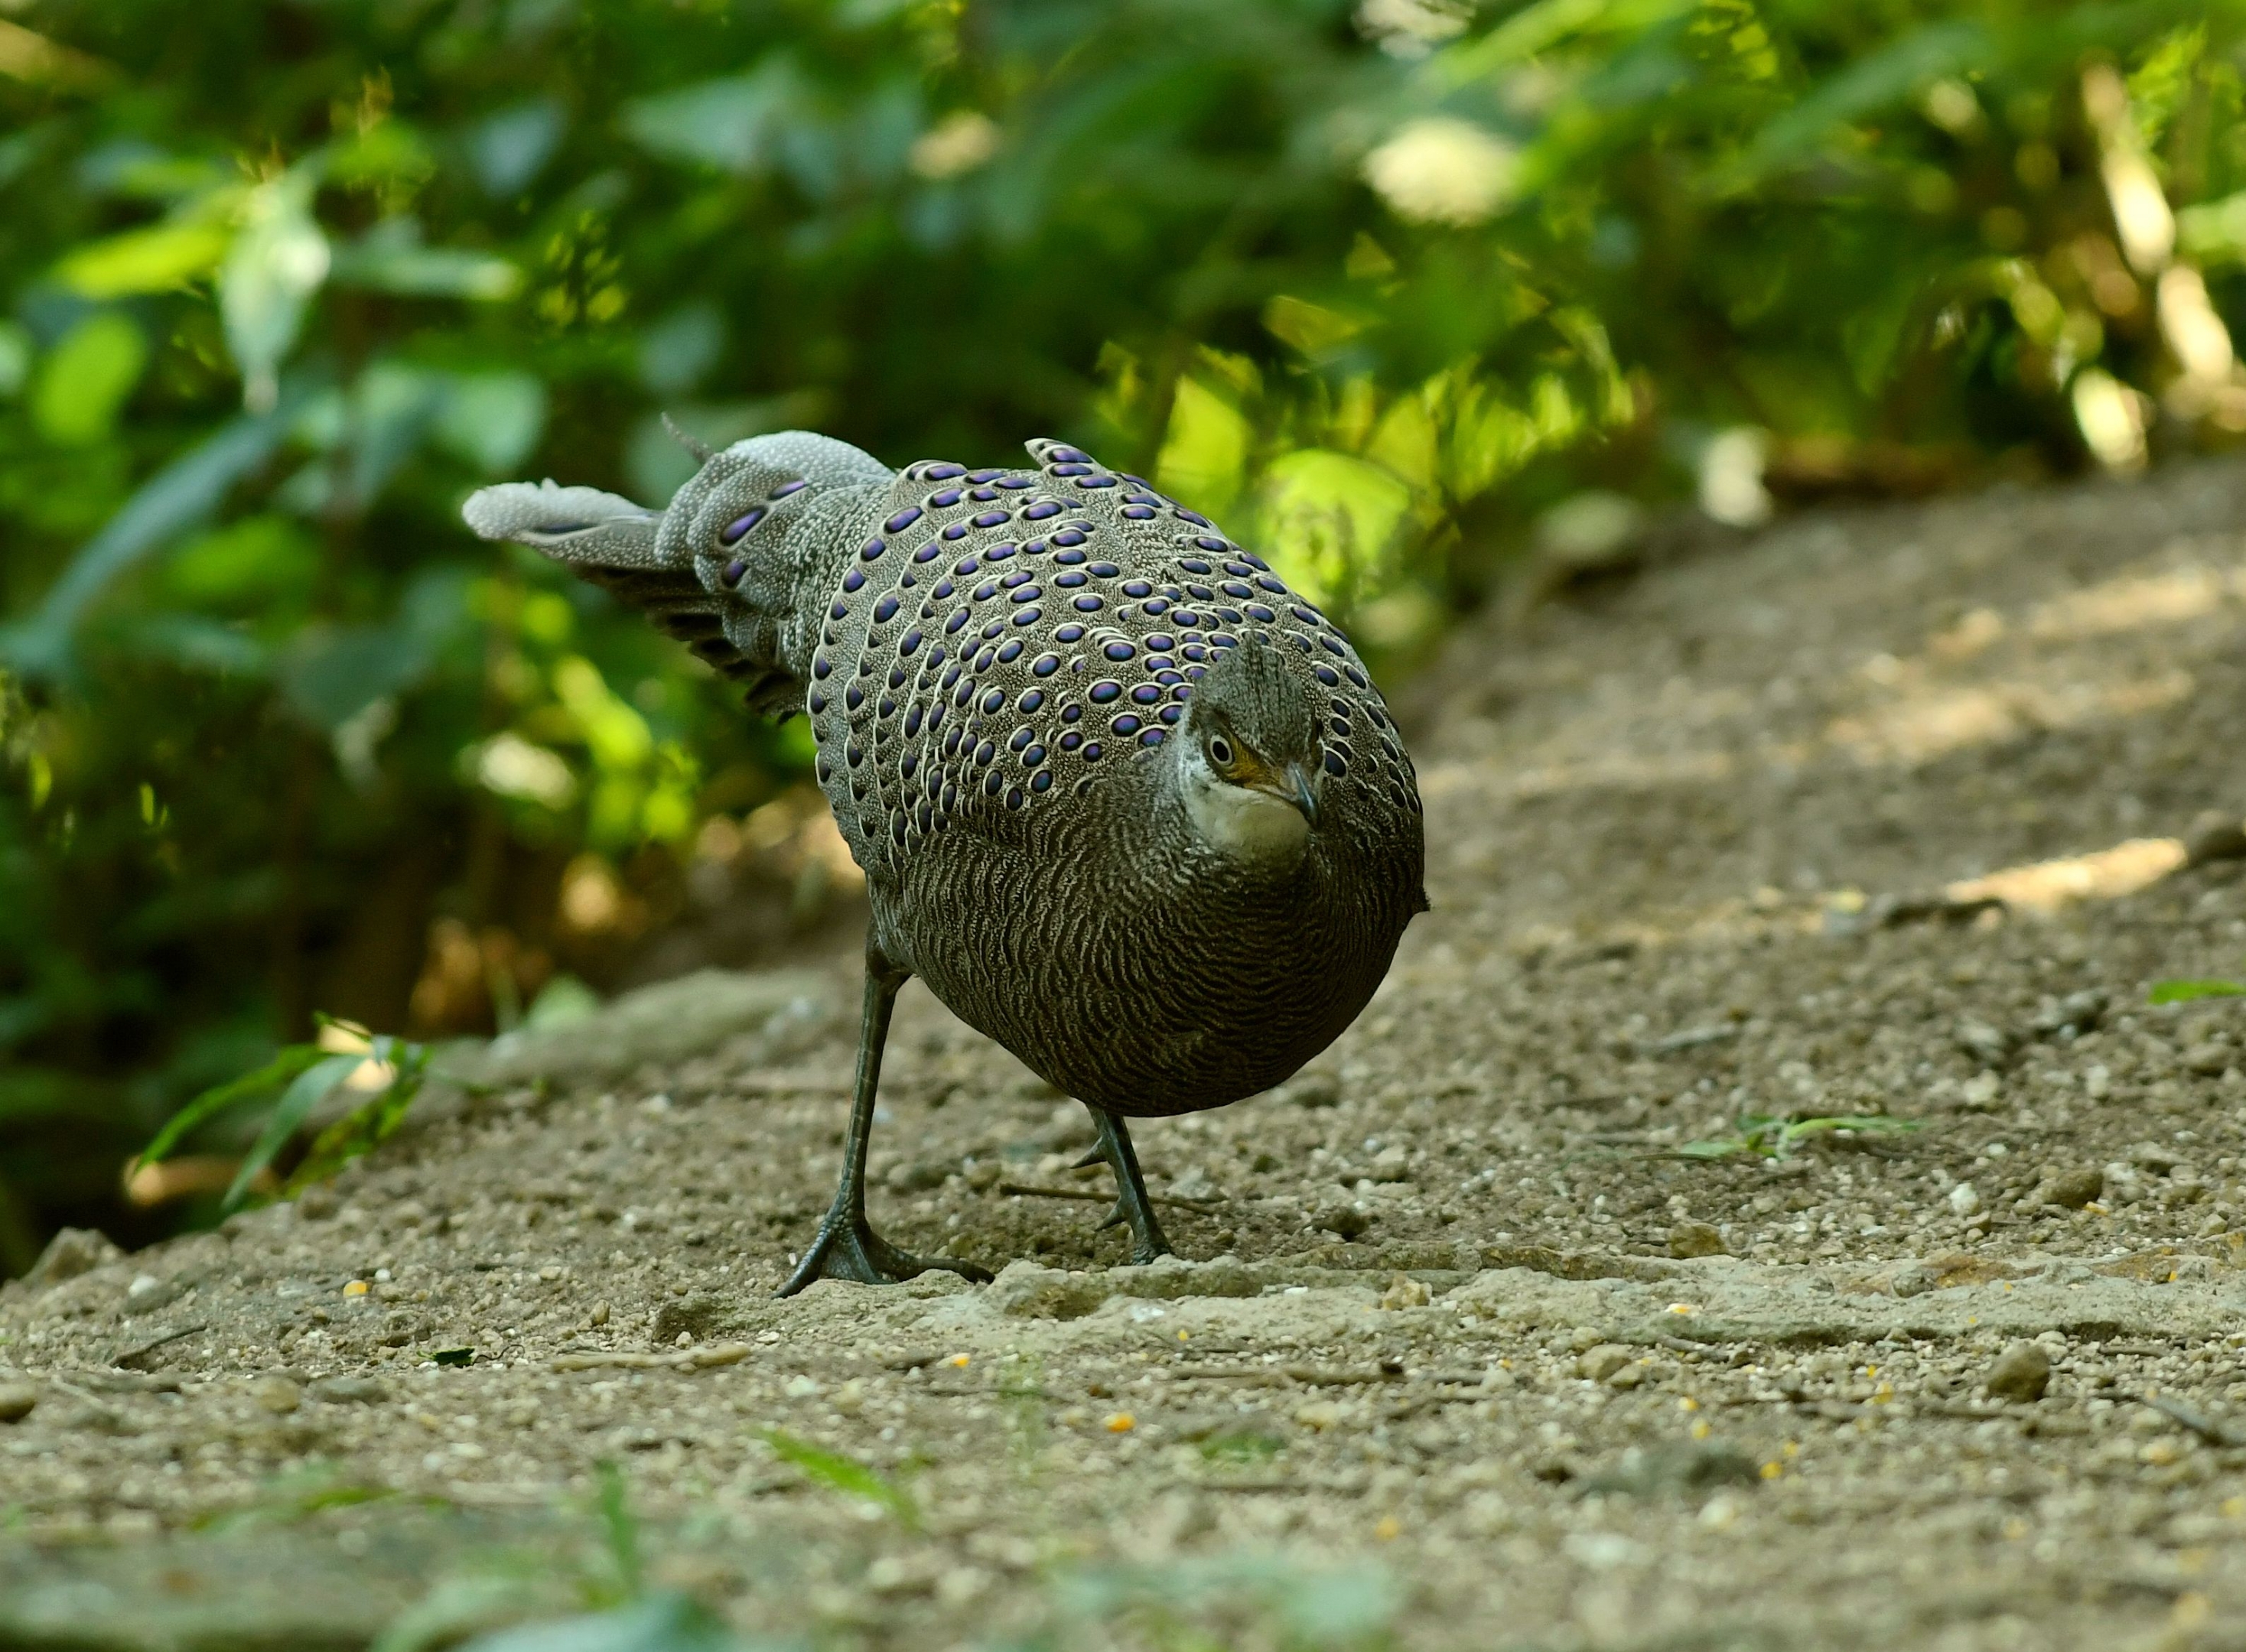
[[464, 429, 1427, 1296]]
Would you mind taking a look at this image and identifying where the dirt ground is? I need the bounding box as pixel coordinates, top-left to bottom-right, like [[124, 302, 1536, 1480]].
[[10, 460, 2246, 1651]]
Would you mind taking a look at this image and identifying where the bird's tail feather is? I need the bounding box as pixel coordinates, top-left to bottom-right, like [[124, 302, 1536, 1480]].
[[461, 479, 799, 718]]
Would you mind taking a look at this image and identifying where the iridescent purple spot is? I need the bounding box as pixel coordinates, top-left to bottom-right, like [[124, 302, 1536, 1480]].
[[913, 542, 942, 563], [1255, 577, 1286, 594], [1123, 580, 1153, 599], [998, 639, 1024, 663], [1139, 728, 1165, 746], [946, 611, 969, 633], [1089, 680, 1122, 704], [930, 489, 964, 508], [969, 487, 998, 502], [1313, 665, 1339, 686], [1054, 549, 1086, 567], [1130, 684, 1161, 705], [720, 509, 764, 545], [1157, 704, 1183, 724], [813, 655, 832, 679], [1245, 604, 1275, 623], [770, 479, 810, 498], [876, 596, 903, 623], [1291, 606, 1322, 627], [985, 542, 1017, 561], [1180, 559, 1213, 575], [1060, 730, 1082, 752], [981, 688, 1005, 714], [1103, 641, 1135, 662], [1032, 769, 1054, 792], [1076, 475, 1116, 489], [1032, 653, 1060, 678], [1050, 463, 1091, 477], [1222, 581, 1252, 598], [904, 706, 923, 735], [723, 559, 747, 584], [1056, 623, 1086, 643], [809, 691, 827, 714], [1320, 635, 1346, 657], [963, 510, 1002, 529], [861, 541, 887, 563], [846, 741, 864, 767], [1088, 561, 1118, 577], [933, 578, 956, 599], [983, 620, 1004, 639], [845, 685, 864, 711], [1186, 585, 1213, 601], [942, 523, 968, 541], [1049, 446, 1092, 464], [1345, 665, 1368, 688], [885, 508, 922, 534], [1005, 785, 1024, 809], [1111, 714, 1141, 736], [1052, 529, 1087, 548], [975, 647, 997, 671], [1024, 501, 1063, 521], [1021, 743, 1046, 768], [900, 630, 924, 656], [1010, 585, 1043, 603], [1023, 540, 1048, 557], [1122, 506, 1156, 519], [1082, 742, 1105, 763], [1324, 750, 1347, 777], [1056, 571, 1088, 589], [967, 468, 1003, 483], [815, 757, 830, 784], [1000, 568, 1030, 589], [1011, 607, 1041, 626], [1178, 509, 1210, 527], [1144, 597, 1170, 615], [1073, 595, 1102, 612], [1060, 704, 1082, 724], [1017, 688, 1044, 712], [1182, 645, 1207, 662], [830, 600, 850, 621], [900, 751, 917, 779]]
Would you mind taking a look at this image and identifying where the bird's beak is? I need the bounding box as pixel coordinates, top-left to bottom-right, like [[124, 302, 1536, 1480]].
[[1284, 762, 1320, 828]]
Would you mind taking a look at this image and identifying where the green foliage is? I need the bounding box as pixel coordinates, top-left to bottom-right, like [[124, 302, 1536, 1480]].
[[5, 0, 2246, 1267], [135, 1017, 431, 1210], [2150, 969, 2246, 1002], [1676, 1113, 1921, 1161], [757, 1427, 920, 1526]]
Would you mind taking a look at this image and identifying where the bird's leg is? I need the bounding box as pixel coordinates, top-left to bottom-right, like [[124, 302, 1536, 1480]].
[[1073, 1106, 1173, 1265], [777, 948, 993, 1298]]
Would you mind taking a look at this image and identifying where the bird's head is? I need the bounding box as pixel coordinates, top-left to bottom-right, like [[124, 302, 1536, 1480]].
[[1173, 638, 1324, 867]]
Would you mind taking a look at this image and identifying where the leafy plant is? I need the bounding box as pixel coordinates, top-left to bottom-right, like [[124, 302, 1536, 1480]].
[[134, 1016, 431, 1211], [1676, 1114, 1922, 1162]]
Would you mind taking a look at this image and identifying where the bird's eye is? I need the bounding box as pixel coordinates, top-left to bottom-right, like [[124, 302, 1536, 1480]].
[[1208, 736, 1233, 768]]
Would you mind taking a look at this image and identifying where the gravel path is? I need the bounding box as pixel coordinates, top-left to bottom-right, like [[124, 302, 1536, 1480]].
[[9, 461, 2246, 1650]]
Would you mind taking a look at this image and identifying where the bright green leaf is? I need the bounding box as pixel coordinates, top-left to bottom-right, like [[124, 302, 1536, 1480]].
[[31, 311, 147, 444]]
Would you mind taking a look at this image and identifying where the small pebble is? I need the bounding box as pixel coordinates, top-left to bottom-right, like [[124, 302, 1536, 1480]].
[[1378, 1273, 1431, 1310], [1668, 1221, 1727, 1259], [1984, 1341, 2051, 1403], [1948, 1183, 1983, 1218], [252, 1377, 301, 1415], [0, 1383, 37, 1423], [590, 1301, 611, 1327], [2036, 1166, 2104, 1209], [1577, 1345, 1634, 1382]]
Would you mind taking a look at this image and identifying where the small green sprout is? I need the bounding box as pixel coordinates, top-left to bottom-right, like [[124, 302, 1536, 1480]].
[[135, 1014, 432, 1211], [757, 1428, 918, 1526], [1675, 1113, 1919, 1162]]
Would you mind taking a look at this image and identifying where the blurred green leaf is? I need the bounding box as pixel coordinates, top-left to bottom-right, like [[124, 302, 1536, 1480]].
[[32, 311, 146, 444], [220, 166, 330, 411], [2150, 978, 2246, 1003], [54, 217, 233, 298]]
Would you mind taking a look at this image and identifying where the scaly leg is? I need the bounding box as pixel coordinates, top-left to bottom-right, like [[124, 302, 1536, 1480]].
[[777, 947, 993, 1298], [1073, 1106, 1174, 1265]]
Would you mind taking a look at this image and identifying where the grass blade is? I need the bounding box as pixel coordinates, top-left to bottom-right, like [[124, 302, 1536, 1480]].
[[140, 1045, 328, 1166], [222, 1052, 363, 1210]]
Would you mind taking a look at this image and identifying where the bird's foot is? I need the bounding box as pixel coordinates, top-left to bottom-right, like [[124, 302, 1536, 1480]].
[[776, 1210, 993, 1298], [1073, 1142, 1174, 1265]]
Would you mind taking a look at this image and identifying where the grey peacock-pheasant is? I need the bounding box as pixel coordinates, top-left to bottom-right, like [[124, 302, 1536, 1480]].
[[465, 431, 1427, 1295]]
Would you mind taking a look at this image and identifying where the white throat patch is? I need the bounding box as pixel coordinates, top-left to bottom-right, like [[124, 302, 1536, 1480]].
[[1177, 740, 1310, 867]]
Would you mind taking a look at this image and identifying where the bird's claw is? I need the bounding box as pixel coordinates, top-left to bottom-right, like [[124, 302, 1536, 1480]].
[[776, 1210, 992, 1298]]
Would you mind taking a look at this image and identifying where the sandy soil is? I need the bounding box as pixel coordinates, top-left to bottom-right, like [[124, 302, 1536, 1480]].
[[9, 460, 2246, 1651]]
